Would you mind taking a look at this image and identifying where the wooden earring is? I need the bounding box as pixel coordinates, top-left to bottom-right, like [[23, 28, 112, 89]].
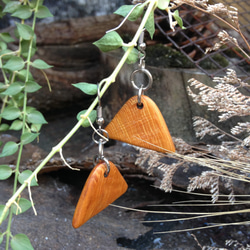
[[105, 95, 175, 153], [72, 161, 128, 228], [106, 30, 175, 153], [72, 83, 128, 228]]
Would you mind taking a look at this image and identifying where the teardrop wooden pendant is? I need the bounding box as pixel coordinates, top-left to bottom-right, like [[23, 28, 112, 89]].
[[105, 95, 175, 153], [72, 161, 128, 229]]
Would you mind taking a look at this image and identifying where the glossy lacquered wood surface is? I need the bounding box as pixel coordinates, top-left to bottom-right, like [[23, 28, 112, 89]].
[[72, 161, 128, 228], [105, 95, 175, 153]]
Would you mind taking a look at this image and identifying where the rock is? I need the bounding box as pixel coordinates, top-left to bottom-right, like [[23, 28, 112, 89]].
[[1, 169, 249, 249]]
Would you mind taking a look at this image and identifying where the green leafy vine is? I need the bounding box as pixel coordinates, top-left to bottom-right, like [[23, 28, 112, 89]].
[[0, 0, 52, 249]]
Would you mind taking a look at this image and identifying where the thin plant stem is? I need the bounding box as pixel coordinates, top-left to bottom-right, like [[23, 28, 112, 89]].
[[4, 1, 41, 247], [0, 0, 158, 225]]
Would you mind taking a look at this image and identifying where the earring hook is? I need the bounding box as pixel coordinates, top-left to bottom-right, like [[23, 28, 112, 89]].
[[106, 3, 142, 33], [130, 29, 153, 105], [92, 83, 110, 176], [96, 83, 104, 128]]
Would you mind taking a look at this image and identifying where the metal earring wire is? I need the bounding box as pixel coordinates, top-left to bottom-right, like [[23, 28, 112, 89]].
[[130, 30, 153, 105], [92, 83, 110, 177], [106, 3, 142, 33]]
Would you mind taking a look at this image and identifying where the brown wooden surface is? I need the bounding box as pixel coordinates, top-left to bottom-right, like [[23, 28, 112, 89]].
[[35, 14, 139, 45], [105, 95, 175, 153], [72, 161, 128, 228]]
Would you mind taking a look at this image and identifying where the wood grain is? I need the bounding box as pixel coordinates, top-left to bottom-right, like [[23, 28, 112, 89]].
[[72, 161, 128, 228], [105, 95, 175, 153]]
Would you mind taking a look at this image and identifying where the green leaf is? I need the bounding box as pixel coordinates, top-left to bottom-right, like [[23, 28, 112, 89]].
[[72, 82, 97, 95], [0, 82, 7, 92], [0, 33, 15, 43], [3, 1, 20, 14], [36, 6, 53, 18], [12, 93, 24, 107], [1, 106, 21, 120], [21, 39, 36, 58], [3, 56, 25, 71], [12, 5, 32, 19], [31, 123, 42, 133], [2, 82, 23, 95], [16, 23, 34, 40], [25, 81, 41, 93], [0, 49, 13, 61], [114, 4, 144, 21], [0, 205, 9, 221], [0, 123, 9, 132], [31, 59, 52, 69], [18, 170, 38, 186], [173, 10, 185, 29], [10, 120, 23, 130], [77, 110, 97, 128], [145, 11, 155, 39], [11, 234, 34, 250], [0, 141, 19, 157], [0, 41, 7, 50], [0, 165, 12, 180], [21, 132, 39, 145], [93, 31, 123, 52], [16, 69, 34, 82], [11, 198, 32, 215], [157, 0, 170, 10], [122, 47, 139, 64], [27, 110, 47, 124]]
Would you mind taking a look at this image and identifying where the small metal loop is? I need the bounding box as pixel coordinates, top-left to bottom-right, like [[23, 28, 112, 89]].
[[130, 68, 153, 91], [92, 155, 110, 177], [139, 55, 146, 69], [92, 128, 109, 145], [137, 86, 143, 106], [98, 140, 104, 158]]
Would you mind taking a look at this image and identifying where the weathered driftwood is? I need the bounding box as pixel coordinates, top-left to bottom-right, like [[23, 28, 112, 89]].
[[4, 138, 245, 197], [35, 14, 138, 45]]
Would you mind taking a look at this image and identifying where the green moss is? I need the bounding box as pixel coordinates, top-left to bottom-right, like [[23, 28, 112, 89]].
[[145, 44, 231, 70], [145, 44, 194, 68], [199, 54, 229, 69]]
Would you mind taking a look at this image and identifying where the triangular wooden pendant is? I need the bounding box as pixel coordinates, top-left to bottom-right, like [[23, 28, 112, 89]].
[[105, 95, 175, 153], [72, 161, 128, 228]]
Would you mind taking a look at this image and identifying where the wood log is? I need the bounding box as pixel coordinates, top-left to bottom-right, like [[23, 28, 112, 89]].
[[35, 14, 139, 45]]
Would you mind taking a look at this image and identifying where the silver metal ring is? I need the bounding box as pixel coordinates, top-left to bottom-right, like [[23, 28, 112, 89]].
[[130, 68, 153, 91], [92, 129, 109, 144]]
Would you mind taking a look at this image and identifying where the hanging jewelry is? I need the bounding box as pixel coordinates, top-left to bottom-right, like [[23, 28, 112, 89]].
[[72, 84, 128, 229], [105, 30, 175, 153]]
